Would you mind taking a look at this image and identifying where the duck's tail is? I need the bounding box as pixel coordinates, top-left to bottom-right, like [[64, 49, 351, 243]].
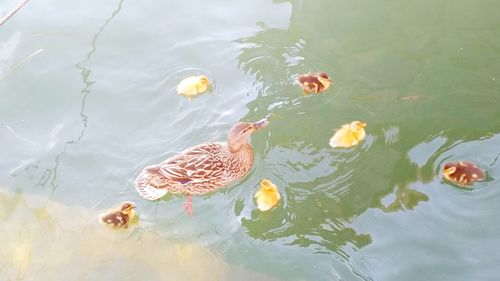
[[135, 170, 168, 201]]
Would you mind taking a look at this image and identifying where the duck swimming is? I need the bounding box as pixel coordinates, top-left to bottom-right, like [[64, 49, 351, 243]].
[[135, 118, 269, 215], [255, 179, 281, 211], [329, 121, 367, 148], [176, 75, 211, 97], [297, 72, 332, 95], [99, 201, 137, 229], [442, 161, 486, 188]]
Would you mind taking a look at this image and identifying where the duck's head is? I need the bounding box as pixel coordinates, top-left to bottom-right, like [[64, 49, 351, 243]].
[[259, 179, 277, 192], [228, 118, 269, 153], [350, 121, 367, 132], [443, 163, 457, 177], [198, 75, 210, 86], [317, 72, 330, 80], [317, 72, 332, 86], [120, 202, 136, 215]]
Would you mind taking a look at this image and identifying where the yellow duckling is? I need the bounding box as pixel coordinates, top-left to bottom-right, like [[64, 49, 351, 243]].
[[255, 179, 281, 211], [176, 75, 211, 97], [99, 201, 137, 229], [329, 121, 367, 148]]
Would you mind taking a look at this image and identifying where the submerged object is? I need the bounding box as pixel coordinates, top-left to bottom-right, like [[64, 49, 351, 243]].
[[135, 119, 270, 215], [255, 179, 281, 211], [297, 72, 332, 95], [442, 161, 486, 188], [176, 75, 211, 97], [329, 121, 367, 148], [99, 201, 137, 229]]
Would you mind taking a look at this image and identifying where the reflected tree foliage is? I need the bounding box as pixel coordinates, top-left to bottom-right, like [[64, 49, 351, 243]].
[[236, 0, 500, 255]]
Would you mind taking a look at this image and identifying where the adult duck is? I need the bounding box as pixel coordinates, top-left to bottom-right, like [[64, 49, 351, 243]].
[[135, 118, 269, 215]]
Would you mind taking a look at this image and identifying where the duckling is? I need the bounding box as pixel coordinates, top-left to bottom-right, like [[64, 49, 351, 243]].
[[99, 202, 137, 229], [329, 121, 367, 148], [255, 179, 281, 211], [297, 72, 332, 95], [442, 161, 486, 188], [176, 75, 211, 97]]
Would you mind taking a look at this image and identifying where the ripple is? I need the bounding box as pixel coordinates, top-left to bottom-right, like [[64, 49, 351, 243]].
[[408, 133, 448, 168], [382, 126, 400, 144], [430, 134, 499, 189]]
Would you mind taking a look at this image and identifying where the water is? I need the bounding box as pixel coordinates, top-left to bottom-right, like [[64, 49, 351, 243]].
[[1, 0, 500, 280]]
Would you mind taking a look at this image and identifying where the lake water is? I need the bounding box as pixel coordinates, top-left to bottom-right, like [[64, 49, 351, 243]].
[[1, 0, 500, 280]]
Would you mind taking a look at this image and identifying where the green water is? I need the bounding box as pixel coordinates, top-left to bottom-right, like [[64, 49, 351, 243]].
[[1, 0, 500, 280]]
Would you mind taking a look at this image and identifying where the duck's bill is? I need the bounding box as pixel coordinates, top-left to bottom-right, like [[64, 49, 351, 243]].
[[253, 118, 269, 131]]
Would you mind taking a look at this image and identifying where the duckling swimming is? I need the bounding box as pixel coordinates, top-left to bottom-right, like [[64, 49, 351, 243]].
[[297, 72, 332, 95], [442, 161, 486, 188], [329, 121, 367, 148], [176, 75, 211, 97], [255, 179, 281, 211], [99, 202, 137, 229]]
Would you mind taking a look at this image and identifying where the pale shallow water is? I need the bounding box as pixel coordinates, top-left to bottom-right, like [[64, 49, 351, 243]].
[[1, 0, 500, 280]]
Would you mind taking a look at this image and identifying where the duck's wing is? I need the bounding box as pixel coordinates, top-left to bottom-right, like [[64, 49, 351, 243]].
[[160, 143, 226, 182], [135, 143, 226, 200]]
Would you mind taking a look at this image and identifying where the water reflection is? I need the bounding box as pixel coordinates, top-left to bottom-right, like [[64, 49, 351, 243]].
[[37, 0, 124, 192], [0, 187, 279, 281], [240, 141, 377, 258], [0, 31, 21, 79], [379, 185, 429, 212], [233, 0, 500, 263]]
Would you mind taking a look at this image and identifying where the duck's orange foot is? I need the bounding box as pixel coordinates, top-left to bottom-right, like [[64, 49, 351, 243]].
[[183, 194, 193, 216]]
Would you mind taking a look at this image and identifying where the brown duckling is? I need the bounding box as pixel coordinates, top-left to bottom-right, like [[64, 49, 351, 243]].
[[442, 161, 486, 188], [99, 202, 137, 229], [297, 72, 332, 95]]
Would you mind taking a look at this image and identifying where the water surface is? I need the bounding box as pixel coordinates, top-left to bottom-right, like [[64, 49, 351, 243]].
[[1, 0, 500, 280]]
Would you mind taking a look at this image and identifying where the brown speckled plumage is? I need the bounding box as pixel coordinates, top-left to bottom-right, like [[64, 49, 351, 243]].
[[100, 212, 130, 228], [442, 161, 486, 188], [99, 202, 136, 229], [297, 72, 332, 95], [135, 119, 268, 200]]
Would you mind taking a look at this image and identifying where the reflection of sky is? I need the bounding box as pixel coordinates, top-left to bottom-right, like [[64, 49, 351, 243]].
[[354, 133, 500, 281], [407, 135, 447, 167], [234, 1, 500, 278], [0, 32, 20, 77]]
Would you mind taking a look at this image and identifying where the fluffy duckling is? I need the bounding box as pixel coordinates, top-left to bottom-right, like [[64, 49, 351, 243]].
[[176, 75, 211, 97], [442, 161, 486, 188], [329, 121, 367, 148], [255, 179, 281, 211], [99, 202, 137, 229], [297, 72, 332, 95]]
